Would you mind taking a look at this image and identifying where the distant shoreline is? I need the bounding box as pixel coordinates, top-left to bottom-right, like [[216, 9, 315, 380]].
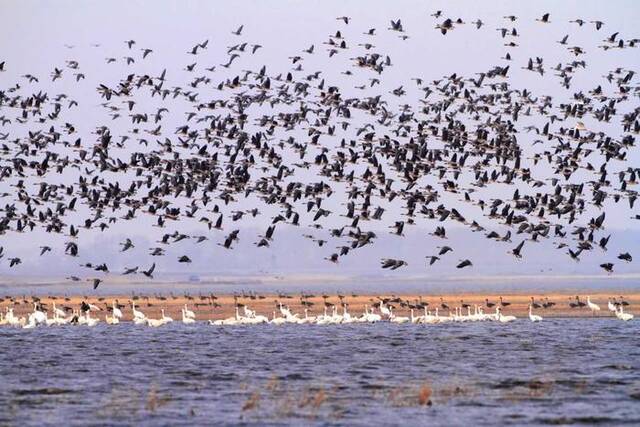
[[1, 274, 639, 296]]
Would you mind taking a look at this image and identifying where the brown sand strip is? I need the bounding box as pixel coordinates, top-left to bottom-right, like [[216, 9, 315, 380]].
[[1, 291, 636, 322]]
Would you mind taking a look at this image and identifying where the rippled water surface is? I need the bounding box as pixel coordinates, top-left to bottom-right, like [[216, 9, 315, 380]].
[[1, 320, 639, 426]]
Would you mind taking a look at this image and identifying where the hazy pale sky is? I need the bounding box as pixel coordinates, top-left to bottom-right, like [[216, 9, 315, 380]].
[[0, 1, 638, 289]]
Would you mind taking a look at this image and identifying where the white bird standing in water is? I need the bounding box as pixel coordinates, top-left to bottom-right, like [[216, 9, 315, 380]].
[[112, 301, 123, 319], [586, 296, 600, 315], [183, 304, 196, 319], [161, 309, 173, 323], [84, 310, 99, 326], [132, 302, 146, 321], [181, 308, 196, 324], [528, 304, 543, 322], [53, 303, 66, 318], [31, 303, 47, 325]]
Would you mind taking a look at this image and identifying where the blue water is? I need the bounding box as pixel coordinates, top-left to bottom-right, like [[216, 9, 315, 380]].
[[1, 319, 639, 425]]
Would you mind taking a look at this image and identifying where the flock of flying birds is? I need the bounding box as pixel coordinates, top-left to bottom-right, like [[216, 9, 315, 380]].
[[0, 11, 639, 288]]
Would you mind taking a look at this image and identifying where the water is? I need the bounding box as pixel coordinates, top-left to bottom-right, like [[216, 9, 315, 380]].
[[3, 278, 640, 298], [1, 320, 639, 426]]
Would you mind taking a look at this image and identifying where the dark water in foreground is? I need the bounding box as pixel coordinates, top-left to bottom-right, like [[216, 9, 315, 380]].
[[0, 320, 639, 426]]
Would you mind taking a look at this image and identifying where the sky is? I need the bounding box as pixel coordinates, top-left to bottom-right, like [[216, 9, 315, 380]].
[[0, 1, 639, 291]]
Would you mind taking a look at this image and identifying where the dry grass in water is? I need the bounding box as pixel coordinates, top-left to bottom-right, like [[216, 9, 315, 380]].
[[418, 384, 433, 406], [265, 375, 280, 392], [298, 387, 326, 410], [146, 385, 171, 412], [239, 379, 332, 421], [527, 379, 555, 398], [385, 382, 434, 407], [242, 391, 261, 411], [96, 388, 143, 418]]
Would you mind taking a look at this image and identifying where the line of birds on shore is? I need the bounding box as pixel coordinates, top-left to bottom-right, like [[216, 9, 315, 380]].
[[0, 294, 633, 328], [0, 10, 638, 285]]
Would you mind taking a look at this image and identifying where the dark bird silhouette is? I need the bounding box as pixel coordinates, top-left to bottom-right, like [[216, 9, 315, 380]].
[[437, 246, 453, 256], [325, 253, 339, 263], [123, 266, 138, 275], [536, 13, 550, 23], [380, 258, 408, 270], [511, 241, 525, 258], [618, 252, 632, 262], [143, 262, 156, 278], [426, 256, 440, 266], [456, 259, 472, 269], [389, 19, 403, 32], [600, 263, 614, 273]]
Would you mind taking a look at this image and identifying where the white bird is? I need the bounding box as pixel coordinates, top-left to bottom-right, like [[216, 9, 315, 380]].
[[161, 309, 173, 323], [72, 309, 86, 325], [112, 301, 123, 319], [53, 302, 66, 318], [328, 305, 342, 324], [105, 314, 120, 325], [528, 304, 543, 322], [615, 306, 634, 321], [45, 314, 58, 327], [341, 305, 355, 324], [23, 317, 37, 329], [84, 310, 99, 327], [212, 306, 242, 326], [365, 306, 382, 322], [270, 311, 287, 325], [379, 303, 391, 318], [252, 313, 270, 323], [146, 317, 165, 327], [47, 309, 69, 326], [297, 308, 316, 324], [496, 307, 516, 323], [389, 306, 409, 323], [4, 308, 21, 327], [243, 305, 256, 318], [430, 307, 445, 324], [31, 303, 47, 325], [183, 304, 196, 319], [181, 308, 195, 324], [586, 296, 600, 315], [132, 302, 146, 320], [0, 312, 6, 326], [133, 316, 147, 325], [278, 302, 293, 319]]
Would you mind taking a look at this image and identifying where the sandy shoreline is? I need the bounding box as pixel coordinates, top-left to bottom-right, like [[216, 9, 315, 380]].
[[0, 291, 636, 321]]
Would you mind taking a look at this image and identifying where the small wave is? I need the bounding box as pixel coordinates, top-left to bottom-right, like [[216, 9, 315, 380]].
[[535, 416, 621, 424], [12, 388, 75, 396]]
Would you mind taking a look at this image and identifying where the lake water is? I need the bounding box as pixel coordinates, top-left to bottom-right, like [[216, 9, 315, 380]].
[[1, 319, 639, 426]]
